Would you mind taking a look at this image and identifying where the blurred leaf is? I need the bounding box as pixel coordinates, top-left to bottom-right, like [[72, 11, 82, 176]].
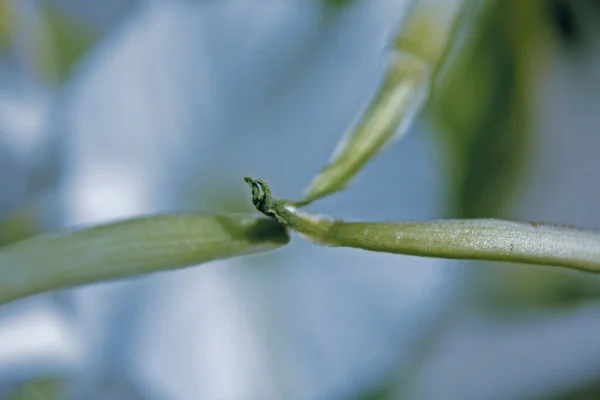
[[469, 262, 600, 310], [430, 0, 538, 219], [549, 377, 600, 400], [0, 2, 97, 84], [0, 0, 12, 51], [0, 209, 39, 247], [39, 3, 98, 84], [548, 0, 580, 45], [0, 213, 290, 305], [2, 378, 65, 400], [546, 0, 600, 49], [432, 0, 600, 310], [322, 0, 356, 8]]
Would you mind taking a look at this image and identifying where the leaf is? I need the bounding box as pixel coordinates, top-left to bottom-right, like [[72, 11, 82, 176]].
[[301, 53, 430, 205], [0, 213, 289, 305], [430, 0, 545, 218], [301, 1, 464, 205]]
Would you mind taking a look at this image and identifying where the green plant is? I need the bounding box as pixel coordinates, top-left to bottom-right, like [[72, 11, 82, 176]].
[[0, 214, 288, 305], [1, 0, 599, 308], [244, 177, 600, 272]]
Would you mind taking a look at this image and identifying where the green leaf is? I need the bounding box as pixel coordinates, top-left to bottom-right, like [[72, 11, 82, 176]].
[[300, 2, 464, 205], [430, 0, 545, 218], [0, 213, 289, 305], [301, 53, 429, 205]]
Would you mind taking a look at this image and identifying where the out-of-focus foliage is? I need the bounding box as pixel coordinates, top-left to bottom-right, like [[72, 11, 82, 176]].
[[3, 378, 64, 400], [323, 0, 356, 8], [550, 378, 600, 400], [432, 0, 600, 312], [470, 266, 600, 310], [0, 1, 13, 51], [39, 3, 98, 84], [431, 0, 546, 219], [0, 1, 97, 84], [0, 1, 96, 245], [0, 210, 38, 247], [546, 0, 600, 49]]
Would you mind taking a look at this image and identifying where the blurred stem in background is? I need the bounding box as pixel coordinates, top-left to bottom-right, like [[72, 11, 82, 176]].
[[430, 0, 546, 220], [37, 2, 97, 84], [0, 0, 98, 85], [441, 0, 600, 311], [0, 0, 98, 248], [2, 378, 64, 400], [0, 1, 13, 51]]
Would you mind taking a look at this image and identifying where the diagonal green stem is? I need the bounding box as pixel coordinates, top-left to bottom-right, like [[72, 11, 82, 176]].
[[245, 177, 600, 273], [0, 213, 289, 305], [300, 0, 466, 206]]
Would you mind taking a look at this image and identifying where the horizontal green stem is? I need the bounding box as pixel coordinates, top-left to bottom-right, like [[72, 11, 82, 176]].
[[302, 218, 600, 272], [246, 177, 600, 273], [0, 213, 290, 305]]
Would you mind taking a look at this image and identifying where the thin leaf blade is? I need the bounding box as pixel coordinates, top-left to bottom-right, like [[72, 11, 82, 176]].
[[0, 213, 289, 305], [302, 53, 430, 204], [301, 0, 465, 205]]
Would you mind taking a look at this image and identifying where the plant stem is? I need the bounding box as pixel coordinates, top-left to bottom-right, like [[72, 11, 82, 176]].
[[245, 177, 600, 273], [300, 0, 466, 205]]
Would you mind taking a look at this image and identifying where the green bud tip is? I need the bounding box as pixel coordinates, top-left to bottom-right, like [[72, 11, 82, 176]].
[[244, 177, 281, 220]]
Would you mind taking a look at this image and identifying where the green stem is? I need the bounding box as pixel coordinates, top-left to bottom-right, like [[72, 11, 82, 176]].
[[300, 0, 467, 206], [0, 213, 289, 305], [245, 177, 600, 273]]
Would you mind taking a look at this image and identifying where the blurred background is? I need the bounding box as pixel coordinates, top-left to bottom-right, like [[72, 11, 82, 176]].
[[1, 0, 600, 398]]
